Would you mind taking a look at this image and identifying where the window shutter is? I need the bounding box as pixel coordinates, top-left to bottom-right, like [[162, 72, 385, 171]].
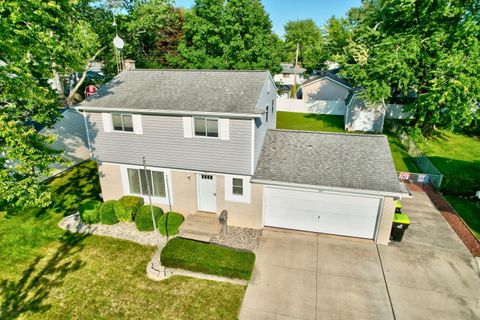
[[102, 113, 112, 132], [183, 117, 193, 138], [132, 114, 143, 134], [219, 118, 230, 140]]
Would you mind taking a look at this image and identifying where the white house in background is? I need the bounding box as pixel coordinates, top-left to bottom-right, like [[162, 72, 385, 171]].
[[273, 63, 306, 86]]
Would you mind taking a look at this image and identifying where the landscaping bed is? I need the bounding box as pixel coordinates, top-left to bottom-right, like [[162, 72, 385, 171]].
[[161, 238, 256, 280]]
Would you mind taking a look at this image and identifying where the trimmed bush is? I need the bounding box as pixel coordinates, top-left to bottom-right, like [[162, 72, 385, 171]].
[[79, 200, 101, 224], [161, 238, 256, 280], [158, 212, 184, 236], [135, 205, 163, 231], [114, 196, 144, 222], [99, 200, 118, 225]]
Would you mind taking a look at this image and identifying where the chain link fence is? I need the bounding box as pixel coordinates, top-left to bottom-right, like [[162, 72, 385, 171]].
[[387, 120, 444, 188]]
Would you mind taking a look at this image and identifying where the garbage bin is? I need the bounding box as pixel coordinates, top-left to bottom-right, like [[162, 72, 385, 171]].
[[391, 213, 410, 242], [395, 200, 402, 213]]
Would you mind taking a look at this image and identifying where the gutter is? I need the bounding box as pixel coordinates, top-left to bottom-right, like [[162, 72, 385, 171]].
[[74, 106, 263, 119], [250, 178, 411, 199]]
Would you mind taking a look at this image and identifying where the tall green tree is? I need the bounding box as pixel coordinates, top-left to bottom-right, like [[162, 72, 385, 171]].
[[0, 0, 99, 211], [174, 0, 281, 73], [339, 0, 480, 135], [322, 16, 351, 64], [283, 19, 324, 72]]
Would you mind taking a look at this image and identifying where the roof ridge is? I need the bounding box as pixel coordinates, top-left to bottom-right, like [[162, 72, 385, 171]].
[[126, 69, 269, 73], [269, 128, 387, 138]]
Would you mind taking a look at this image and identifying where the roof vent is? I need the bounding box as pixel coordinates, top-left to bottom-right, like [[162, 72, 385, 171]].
[[124, 59, 136, 70]]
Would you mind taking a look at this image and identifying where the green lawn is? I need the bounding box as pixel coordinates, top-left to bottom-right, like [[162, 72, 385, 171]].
[[417, 131, 480, 240], [276, 111, 419, 173], [161, 238, 256, 280], [0, 161, 245, 320]]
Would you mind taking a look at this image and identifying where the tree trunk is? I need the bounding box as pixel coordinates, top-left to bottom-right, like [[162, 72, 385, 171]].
[[65, 47, 106, 107], [52, 64, 67, 106], [421, 109, 434, 137]]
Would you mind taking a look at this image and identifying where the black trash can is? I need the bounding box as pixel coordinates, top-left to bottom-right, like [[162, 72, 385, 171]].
[[391, 213, 410, 242]]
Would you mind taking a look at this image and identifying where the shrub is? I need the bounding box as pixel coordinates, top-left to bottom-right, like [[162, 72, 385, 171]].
[[79, 200, 101, 224], [158, 212, 184, 236], [161, 238, 256, 280], [99, 200, 118, 225], [135, 205, 163, 231], [114, 196, 144, 222]]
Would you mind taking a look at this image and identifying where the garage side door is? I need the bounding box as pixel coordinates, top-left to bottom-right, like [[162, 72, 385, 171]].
[[265, 187, 381, 239]]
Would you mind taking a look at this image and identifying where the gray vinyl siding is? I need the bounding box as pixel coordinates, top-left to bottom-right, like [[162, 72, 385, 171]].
[[86, 112, 252, 175], [253, 77, 277, 169]]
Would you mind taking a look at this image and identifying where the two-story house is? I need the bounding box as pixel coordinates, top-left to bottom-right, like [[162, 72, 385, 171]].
[[77, 68, 409, 245]]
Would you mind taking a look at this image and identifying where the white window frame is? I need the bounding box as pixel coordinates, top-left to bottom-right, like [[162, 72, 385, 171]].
[[193, 117, 220, 139], [120, 164, 173, 205], [224, 175, 251, 203], [112, 113, 135, 133]]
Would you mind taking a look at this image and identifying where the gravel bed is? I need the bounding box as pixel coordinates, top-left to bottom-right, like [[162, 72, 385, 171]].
[[59, 213, 166, 247], [211, 226, 262, 252]]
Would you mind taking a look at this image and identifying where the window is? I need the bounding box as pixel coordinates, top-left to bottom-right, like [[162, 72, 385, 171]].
[[127, 168, 166, 197], [112, 114, 134, 132], [272, 99, 275, 113], [232, 178, 243, 195], [282, 73, 289, 78], [265, 106, 269, 122], [194, 117, 218, 137]]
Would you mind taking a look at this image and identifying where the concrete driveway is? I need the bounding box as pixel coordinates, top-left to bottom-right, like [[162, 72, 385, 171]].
[[240, 191, 480, 320]]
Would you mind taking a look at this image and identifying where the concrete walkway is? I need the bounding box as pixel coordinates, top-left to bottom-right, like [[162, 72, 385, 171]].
[[240, 191, 480, 320]]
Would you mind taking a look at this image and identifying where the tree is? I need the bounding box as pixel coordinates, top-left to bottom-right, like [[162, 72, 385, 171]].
[[0, 0, 99, 210], [175, 0, 281, 73], [338, 0, 480, 135], [283, 19, 324, 71], [322, 16, 351, 64], [126, 0, 184, 68]]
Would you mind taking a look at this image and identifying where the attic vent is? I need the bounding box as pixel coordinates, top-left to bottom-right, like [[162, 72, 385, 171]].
[[307, 145, 313, 149]]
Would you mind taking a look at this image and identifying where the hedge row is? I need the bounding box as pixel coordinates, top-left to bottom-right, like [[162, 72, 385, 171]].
[[78, 196, 184, 234]]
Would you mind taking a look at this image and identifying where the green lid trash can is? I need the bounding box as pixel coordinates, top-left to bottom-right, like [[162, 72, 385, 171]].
[[391, 213, 410, 242], [395, 200, 402, 213]]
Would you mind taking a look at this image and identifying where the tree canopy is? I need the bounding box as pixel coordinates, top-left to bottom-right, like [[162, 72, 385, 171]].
[[336, 0, 480, 135]]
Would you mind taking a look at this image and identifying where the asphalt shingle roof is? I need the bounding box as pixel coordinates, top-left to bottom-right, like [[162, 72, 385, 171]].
[[253, 129, 407, 195], [302, 71, 352, 88], [80, 69, 270, 114]]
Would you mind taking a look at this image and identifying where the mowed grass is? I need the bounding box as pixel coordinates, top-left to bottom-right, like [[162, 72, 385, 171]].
[[161, 238, 256, 280], [276, 111, 419, 173], [445, 196, 480, 240], [0, 161, 245, 320]]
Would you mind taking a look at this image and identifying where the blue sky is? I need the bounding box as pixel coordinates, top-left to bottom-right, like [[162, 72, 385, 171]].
[[174, 0, 361, 37]]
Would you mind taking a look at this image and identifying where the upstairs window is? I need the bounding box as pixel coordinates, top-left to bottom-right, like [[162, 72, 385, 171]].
[[265, 106, 269, 122], [127, 168, 166, 197], [232, 178, 243, 195], [194, 117, 218, 137], [112, 113, 134, 132], [272, 99, 275, 113]]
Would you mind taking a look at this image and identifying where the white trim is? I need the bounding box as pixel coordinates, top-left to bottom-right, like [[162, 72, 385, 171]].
[[224, 174, 251, 203], [303, 76, 352, 90], [119, 164, 173, 205], [250, 119, 255, 175], [374, 197, 386, 243], [101, 112, 113, 132], [132, 114, 143, 134], [183, 116, 193, 138], [219, 118, 230, 140], [251, 178, 409, 198], [76, 106, 262, 119]]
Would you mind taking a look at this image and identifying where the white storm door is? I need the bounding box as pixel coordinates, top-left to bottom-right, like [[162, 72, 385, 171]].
[[197, 174, 217, 212]]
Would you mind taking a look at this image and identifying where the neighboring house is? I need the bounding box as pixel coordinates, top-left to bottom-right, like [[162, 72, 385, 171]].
[[30, 109, 90, 179], [344, 89, 386, 133], [273, 63, 306, 86], [76, 68, 409, 245]]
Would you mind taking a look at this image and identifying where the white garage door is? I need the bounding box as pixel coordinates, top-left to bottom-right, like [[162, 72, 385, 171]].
[[265, 187, 381, 239]]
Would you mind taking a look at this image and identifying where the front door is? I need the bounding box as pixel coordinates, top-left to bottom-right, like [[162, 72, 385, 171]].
[[197, 174, 217, 212]]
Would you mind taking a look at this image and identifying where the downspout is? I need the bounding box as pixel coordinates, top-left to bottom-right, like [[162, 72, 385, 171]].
[[82, 110, 93, 158]]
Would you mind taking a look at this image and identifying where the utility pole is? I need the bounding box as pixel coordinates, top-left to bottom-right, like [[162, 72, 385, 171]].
[[293, 43, 300, 99]]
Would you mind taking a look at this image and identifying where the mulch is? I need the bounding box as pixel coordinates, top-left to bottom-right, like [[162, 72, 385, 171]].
[[404, 182, 480, 257]]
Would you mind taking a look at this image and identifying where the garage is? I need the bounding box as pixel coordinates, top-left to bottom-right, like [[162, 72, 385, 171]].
[[265, 187, 381, 239], [252, 130, 409, 244]]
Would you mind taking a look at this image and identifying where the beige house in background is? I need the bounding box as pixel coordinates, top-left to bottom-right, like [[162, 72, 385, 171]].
[[76, 67, 408, 245]]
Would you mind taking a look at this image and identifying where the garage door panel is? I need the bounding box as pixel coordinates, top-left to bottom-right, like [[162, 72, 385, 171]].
[[265, 187, 381, 239]]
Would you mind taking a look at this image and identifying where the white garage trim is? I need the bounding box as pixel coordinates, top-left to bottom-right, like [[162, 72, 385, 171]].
[[264, 185, 383, 240]]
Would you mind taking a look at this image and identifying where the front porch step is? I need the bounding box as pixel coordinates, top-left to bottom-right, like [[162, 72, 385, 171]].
[[178, 231, 212, 243]]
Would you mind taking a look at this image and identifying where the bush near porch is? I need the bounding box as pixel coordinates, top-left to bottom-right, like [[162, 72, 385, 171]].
[[158, 212, 184, 236], [161, 238, 256, 280]]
